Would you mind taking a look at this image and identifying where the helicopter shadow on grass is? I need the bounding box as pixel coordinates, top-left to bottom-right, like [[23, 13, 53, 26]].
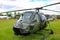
[[16, 29, 51, 40]]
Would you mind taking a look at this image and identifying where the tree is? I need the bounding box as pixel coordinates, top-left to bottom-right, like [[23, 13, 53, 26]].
[[7, 12, 11, 17], [0, 13, 3, 16]]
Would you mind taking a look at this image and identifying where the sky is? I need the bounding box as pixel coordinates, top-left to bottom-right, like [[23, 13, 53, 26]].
[[0, 0, 60, 15]]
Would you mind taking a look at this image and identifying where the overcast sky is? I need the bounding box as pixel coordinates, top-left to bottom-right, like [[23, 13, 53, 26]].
[[0, 0, 60, 15]]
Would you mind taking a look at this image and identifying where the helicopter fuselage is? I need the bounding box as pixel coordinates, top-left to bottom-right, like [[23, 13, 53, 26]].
[[13, 11, 47, 35]]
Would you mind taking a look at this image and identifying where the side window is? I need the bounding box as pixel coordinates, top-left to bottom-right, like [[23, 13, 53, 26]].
[[33, 14, 39, 22]]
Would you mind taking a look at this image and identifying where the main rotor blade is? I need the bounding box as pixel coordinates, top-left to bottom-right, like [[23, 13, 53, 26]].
[[16, 2, 60, 11], [0, 2, 60, 13], [41, 2, 60, 8], [15, 2, 60, 11], [41, 9, 60, 13]]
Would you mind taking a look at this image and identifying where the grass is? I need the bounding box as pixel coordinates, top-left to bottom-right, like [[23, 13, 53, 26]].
[[0, 19, 60, 40]]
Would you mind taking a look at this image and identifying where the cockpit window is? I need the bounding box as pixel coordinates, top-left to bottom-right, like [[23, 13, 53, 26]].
[[22, 13, 32, 23]]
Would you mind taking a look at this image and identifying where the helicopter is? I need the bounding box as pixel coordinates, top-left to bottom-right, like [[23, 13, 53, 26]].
[[13, 2, 60, 35]]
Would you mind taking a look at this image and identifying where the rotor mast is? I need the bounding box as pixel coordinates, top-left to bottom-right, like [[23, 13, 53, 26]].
[[35, 7, 43, 13]]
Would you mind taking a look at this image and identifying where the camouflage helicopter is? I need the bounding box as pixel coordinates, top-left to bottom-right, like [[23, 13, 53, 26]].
[[13, 2, 60, 35]]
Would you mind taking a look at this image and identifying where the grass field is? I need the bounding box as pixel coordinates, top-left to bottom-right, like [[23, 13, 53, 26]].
[[0, 19, 60, 40]]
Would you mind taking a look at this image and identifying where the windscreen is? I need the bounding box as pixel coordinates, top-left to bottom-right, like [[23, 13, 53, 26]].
[[23, 12, 32, 23]]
